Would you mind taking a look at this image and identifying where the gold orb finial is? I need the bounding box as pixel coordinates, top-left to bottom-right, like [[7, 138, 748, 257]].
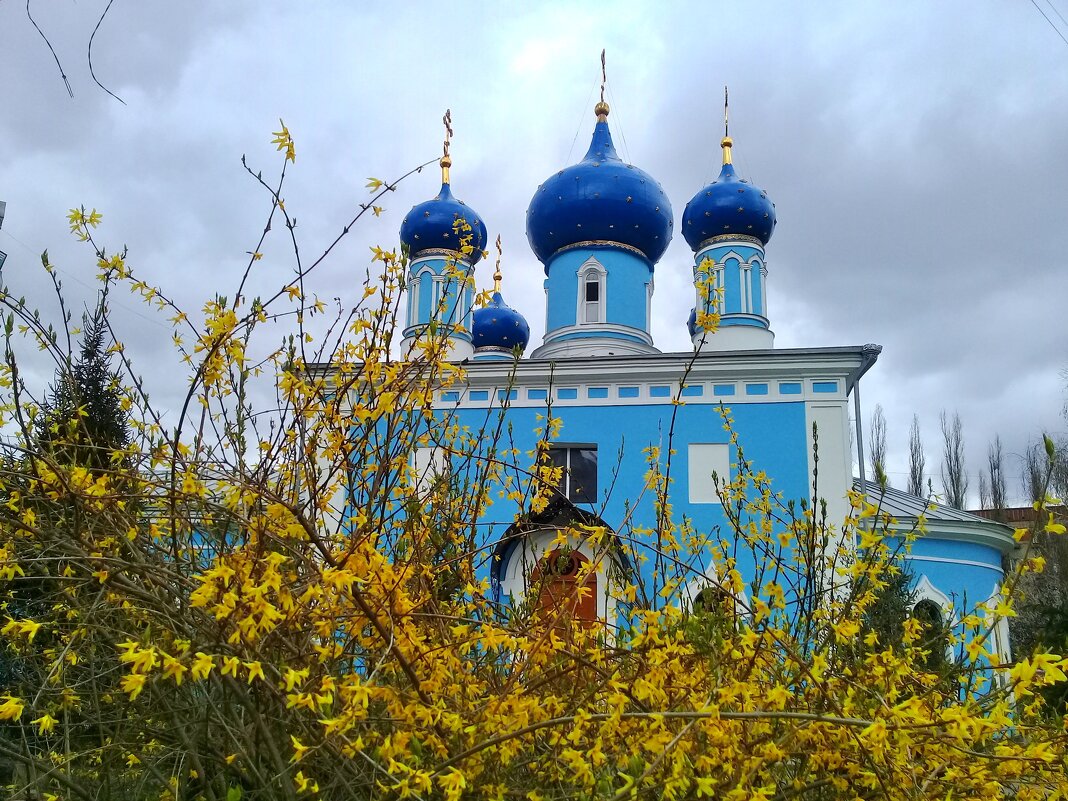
[[594, 100, 610, 121], [721, 136, 733, 166]]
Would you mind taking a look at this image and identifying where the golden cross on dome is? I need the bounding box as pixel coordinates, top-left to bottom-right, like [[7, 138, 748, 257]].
[[441, 108, 453, 183], [493, 235, 503, 293], [600, 50, 607, 104], [724, 85, 729, 138], [595, 50, 610, 121]]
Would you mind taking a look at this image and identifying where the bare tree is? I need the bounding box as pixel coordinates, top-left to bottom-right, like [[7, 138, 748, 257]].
[[1023, 441, 1045, 504], [978, 472, 990, 510], [986, 435, 1006, 520], [940, 410, 968, 508], [868, 403, 888, 487], [907, 414, 926, 497]]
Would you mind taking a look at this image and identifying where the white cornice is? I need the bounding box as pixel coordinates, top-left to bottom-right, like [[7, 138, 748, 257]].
[[458, 348, 871, 392], [540, 322, 655, 347], [882, 518, 1016, 555], [304, 346, 882, 396]]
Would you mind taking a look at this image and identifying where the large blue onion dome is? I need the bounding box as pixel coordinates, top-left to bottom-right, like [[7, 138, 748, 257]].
[[682, 137, 776, 251], [472, 291, 530, 354], [400, 156, 488, 264], [526, 102, 673, 267]]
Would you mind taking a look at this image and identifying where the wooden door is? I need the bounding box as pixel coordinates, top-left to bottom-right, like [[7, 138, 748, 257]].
[[530, 549, 598, 624]]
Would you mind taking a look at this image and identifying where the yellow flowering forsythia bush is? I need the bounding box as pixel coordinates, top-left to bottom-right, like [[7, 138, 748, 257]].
[[1, 127, 1067, 801]]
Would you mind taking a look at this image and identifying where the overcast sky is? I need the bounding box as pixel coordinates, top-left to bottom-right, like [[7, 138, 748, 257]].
[[1, 1, 1066, 504]]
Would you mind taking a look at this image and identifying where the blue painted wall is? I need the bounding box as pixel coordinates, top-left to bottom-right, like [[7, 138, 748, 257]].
[[404, 255, 474, 341], [545, 246, 652, 337], [441, 398, 809, 604], [694, 241, 768, 330]]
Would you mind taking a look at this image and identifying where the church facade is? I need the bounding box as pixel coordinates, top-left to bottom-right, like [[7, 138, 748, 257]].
[[387, 97, 1013, 654]]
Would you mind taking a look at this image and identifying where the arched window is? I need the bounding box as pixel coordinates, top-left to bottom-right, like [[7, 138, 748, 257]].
[[740, 264, 752, 314], [692, 585, 735, 619], [912, 599, 948, 669], [577, 259, 606, 325]]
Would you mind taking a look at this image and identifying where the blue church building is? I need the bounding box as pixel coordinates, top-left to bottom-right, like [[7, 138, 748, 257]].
[[385, 96, 1013, 655]]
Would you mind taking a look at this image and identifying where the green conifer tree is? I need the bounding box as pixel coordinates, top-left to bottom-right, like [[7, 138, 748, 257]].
[[36, 295, 131, 473]]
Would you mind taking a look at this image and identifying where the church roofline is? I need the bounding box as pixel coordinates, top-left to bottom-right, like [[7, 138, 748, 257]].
[[854, 478, 1016, 554], [450, 344, 881, 395], [305, 345, 882, 396]]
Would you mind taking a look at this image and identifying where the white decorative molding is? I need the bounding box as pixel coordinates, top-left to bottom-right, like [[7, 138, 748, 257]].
[[714, 265, 725, 315], [499, 528, 618, 625], [646, 277, 654, 331], [533, 321, 658, 359], [530, 336, 658, 359], [741, 264, 752, 314], [904, 554, 1005, 574], [913, 574, 952, 611], [701, 248, 751, 265], [984, 583, 1013, 663], [913, 575, 957, 663], [680, 573, 751, 620]]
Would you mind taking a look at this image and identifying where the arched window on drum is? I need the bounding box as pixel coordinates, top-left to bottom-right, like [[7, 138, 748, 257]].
[[912, 598, 949, 670]]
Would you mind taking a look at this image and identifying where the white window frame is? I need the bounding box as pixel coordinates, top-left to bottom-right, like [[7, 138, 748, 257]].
[[741, 264, 752, 314], [645, 277, 654, 329], [409, 266, 435, 327], [577, 258, 606, 326], [712, 265, 725, 315], [681, 575, 750, 621], [759, 263, 768, 317], [912, 574, 955, 663]]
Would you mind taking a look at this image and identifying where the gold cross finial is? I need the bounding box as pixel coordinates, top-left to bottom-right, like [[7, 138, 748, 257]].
[[441, 108, 453, 183], [724, 86, 729, 138], [493, 235, 503, 293], [595, 49, 610, 121], [721, 86, 733, 165], [600, 50, 607, 104]]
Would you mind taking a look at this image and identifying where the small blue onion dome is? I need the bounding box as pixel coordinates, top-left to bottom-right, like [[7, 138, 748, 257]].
[[526, 102, 673, 267], [400, 158, 488, 264], [686, 307, 697, 338], [472, 292, 530, 354], [682, 137, 776, 251]]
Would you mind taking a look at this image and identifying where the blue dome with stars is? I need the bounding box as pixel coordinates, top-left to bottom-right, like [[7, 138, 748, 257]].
[[472, 292, 530, 354], [526, 104, 673, 268], [400, 175, 488, 264], [682, 138, 775, 251]]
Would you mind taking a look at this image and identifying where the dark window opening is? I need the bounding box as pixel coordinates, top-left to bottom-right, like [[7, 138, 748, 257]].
[[912, 599, 948, 669], [546, 446, 597, 503], [913, 599, 943, 629], [693, 585, 735, 619], [585, 280, 600, 302]]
